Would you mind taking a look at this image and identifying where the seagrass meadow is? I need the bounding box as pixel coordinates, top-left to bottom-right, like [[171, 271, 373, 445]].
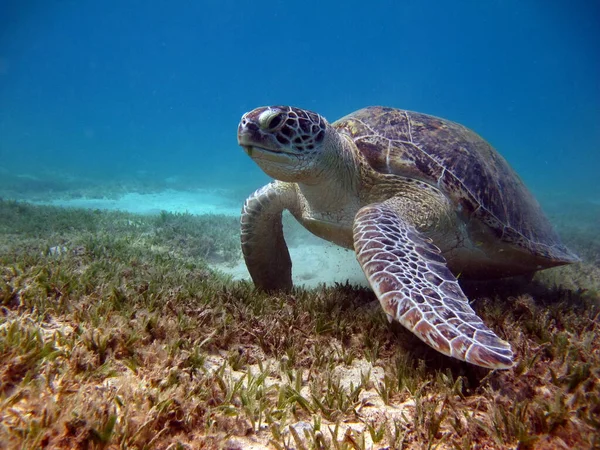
[[0, 198, 599, 449]]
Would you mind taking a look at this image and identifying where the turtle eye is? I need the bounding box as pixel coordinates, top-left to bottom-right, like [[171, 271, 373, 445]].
[[264, 113, 283, 131]]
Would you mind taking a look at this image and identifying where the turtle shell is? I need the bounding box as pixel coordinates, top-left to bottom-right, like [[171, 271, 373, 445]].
[[334, 106, 577, 263]]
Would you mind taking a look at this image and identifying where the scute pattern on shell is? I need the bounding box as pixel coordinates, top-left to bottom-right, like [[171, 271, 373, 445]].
[[334, 106, 577, 262]]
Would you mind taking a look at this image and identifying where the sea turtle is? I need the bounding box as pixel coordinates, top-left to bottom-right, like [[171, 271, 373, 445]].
[[237, 105, 578, 369]]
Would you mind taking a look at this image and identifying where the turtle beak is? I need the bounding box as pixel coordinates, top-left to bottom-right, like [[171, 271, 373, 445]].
[[238, 108, 285, 156], [237, 113, 259, 147], [238, 126, 278, 157]]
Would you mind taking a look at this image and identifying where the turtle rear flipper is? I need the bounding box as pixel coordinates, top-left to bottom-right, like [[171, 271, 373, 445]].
[[353, 202, 514, 369]]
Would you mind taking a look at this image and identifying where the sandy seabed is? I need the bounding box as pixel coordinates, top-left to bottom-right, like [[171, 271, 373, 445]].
[[35, 188, 369, 288], [3, 182, 598, 448]]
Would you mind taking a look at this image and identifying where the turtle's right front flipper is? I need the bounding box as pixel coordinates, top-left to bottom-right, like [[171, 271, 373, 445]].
[[353, 202, 514, 369], [241, 182, 297, 292]]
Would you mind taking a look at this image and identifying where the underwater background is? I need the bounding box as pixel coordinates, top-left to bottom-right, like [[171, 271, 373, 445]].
[[1, 0, 599, 202], [2, 2, 600, 448]]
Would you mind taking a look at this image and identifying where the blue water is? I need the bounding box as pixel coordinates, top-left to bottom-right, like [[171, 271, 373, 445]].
[[1, 0, 599, 200]]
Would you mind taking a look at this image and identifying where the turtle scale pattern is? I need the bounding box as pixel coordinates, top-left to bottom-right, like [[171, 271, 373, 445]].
[[334, 106, 577, 263]]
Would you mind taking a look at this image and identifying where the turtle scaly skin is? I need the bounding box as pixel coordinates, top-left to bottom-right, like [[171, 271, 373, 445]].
[[238, 105, 578, 369]]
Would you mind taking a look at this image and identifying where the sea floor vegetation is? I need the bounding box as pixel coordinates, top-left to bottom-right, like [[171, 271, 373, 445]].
[[0, 198, 599, 449]]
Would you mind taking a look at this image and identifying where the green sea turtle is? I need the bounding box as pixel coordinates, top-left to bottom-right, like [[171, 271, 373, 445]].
[[237, 105, 578, 369]]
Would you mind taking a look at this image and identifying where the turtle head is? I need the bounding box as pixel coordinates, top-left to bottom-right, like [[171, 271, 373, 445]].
[[238, 106, 335, 182]]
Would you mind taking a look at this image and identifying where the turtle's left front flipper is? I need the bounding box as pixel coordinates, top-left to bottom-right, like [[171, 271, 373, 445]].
[[241, 182, 297, 292], [353, 202, 514, 369]]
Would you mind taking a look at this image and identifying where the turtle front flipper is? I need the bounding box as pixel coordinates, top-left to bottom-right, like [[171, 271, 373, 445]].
[[241, 181, 298, 292], [353, 203, 514, 369]]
